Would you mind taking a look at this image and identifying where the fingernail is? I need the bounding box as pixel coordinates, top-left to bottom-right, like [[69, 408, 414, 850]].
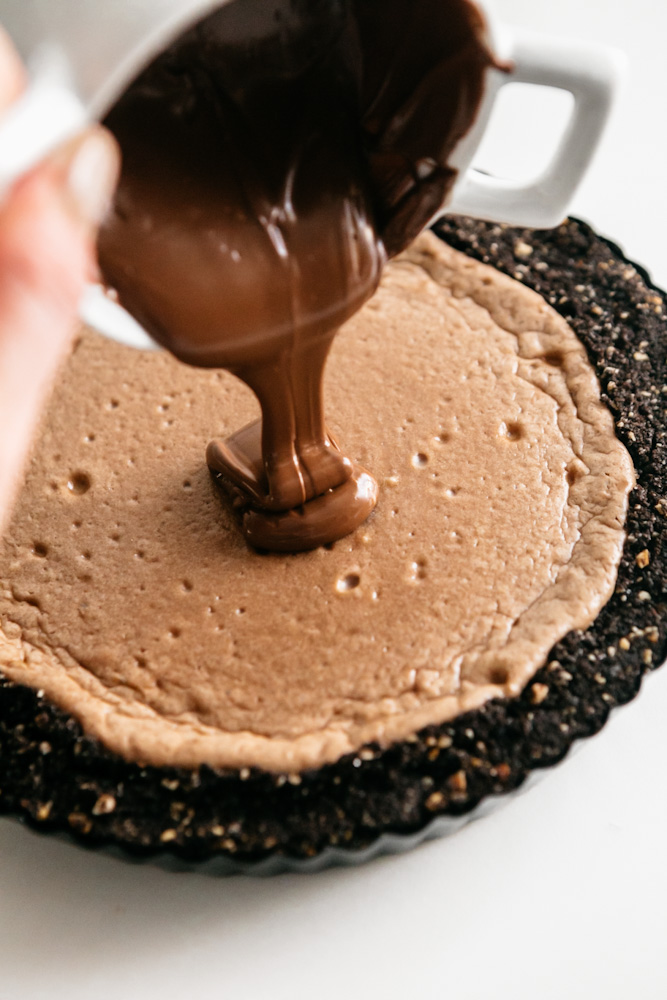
[[0, 27, 27, 112], [54, 127, 121, 229]]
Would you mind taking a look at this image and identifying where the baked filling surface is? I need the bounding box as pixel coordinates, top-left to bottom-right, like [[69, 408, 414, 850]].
[[0, 234, 634, 772]]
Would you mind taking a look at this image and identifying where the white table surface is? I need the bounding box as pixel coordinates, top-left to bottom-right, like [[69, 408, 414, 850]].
[[1, 2, 665, 998]]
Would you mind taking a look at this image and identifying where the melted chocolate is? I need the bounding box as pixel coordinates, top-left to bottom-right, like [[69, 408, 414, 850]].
[[99, 0, 494, 550]]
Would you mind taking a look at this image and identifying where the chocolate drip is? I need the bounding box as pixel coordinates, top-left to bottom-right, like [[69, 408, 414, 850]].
[[99, 0, 494, 550]]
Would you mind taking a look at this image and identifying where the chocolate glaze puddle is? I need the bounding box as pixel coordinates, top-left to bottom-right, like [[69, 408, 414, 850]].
[[98, 0, 494, 551]]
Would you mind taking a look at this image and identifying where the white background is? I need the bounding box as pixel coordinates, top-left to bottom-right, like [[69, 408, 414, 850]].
[[1, 1, 666, 998]]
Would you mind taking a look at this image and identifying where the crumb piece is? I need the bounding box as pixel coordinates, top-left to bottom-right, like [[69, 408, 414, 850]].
[[514, 240, 533, 259], [169, 802, 185, 821], [36, 802, 52, 821], [92, 794, 117, 816], [448, 771, 467, 793], [425, 791, 445, 811], [530, 683, 549, 705], [68, 812, 92, 835], [160, 828, 178, 843]]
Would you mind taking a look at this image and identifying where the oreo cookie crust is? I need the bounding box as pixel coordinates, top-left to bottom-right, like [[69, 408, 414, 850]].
[[0, 217, 664, 865]]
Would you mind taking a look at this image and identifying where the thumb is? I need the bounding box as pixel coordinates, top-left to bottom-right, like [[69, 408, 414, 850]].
[[0, 127, 120, 530]]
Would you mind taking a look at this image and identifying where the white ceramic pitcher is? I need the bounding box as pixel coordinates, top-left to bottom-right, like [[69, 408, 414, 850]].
[[0, 0, 625, 349]]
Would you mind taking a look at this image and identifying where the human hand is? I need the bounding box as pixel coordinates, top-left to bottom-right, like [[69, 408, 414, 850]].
[[0, 27, 120, 532]]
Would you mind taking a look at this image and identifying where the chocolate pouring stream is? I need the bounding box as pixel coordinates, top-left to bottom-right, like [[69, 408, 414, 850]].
[[98, 0, 495, 551]]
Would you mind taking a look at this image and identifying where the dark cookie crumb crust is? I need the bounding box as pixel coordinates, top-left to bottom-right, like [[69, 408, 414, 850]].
[[1, 217, 665, 863]]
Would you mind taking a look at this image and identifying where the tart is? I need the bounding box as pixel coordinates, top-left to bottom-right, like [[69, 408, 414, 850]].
[[0, 217, 663, 869]]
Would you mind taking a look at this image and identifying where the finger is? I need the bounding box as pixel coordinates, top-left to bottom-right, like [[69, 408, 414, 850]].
[[0, 26, 26, 113], [0, 175, 88, 530], [0, 127, 120, 530]]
